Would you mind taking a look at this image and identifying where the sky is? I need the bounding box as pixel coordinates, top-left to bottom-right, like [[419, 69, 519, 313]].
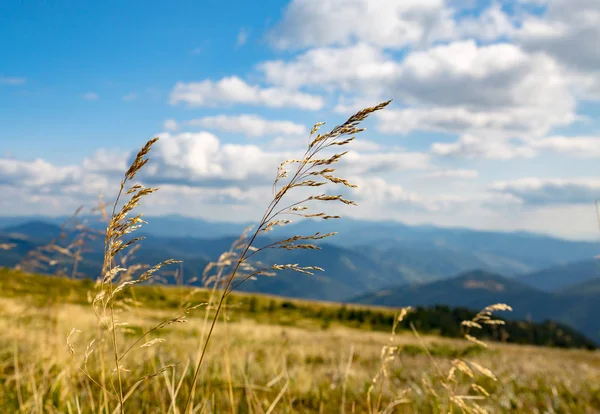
[[1, 0, 600, 241]]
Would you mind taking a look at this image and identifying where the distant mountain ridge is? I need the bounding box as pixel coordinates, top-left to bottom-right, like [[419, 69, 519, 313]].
[[2, 215, 598, 271], [350, 270, 600, 344], [3, 219, 600, 344], [2, 218, 600, 295], [517, 259, 600, 291]]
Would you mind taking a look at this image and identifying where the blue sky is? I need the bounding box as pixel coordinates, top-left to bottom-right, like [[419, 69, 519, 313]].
[[2, 0, 600, 240], [1, 0, 292, 161]]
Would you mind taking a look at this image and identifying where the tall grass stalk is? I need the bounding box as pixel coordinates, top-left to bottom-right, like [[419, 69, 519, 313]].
[[183, 100, 392, 412]]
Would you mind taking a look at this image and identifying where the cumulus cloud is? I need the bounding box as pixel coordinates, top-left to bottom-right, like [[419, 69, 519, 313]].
[[424, 169, 479, 179], [0, 158, 80, 189], [266, 0, 455, 50], [267, 0, 526, 52], [452, 3, 516, 42], [490, 178, 600, 205], [376, 104, 577, 138], [169, 76, 324, 110], [433, 134, 600, 160], [0, 157, 111, 198], [261, 39, 576, 145], [349, 176, 436, 211], [141, 132, 430, 190], [513, 0, 600, 100], [529, 136, 600, 158], [393, 41, 572, 114], [517, 0, 600, 97], [138, 132, 284, 188], [186, 114, 307, 137], [431, 134, 536, 160], [82, 149, 129, 175], [342, 149, 431, 174], [259, 43, 400, 94]]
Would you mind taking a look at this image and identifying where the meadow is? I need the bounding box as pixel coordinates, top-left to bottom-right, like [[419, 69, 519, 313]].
[[1, 102, 600, 413], [1, 269, 600, 413]]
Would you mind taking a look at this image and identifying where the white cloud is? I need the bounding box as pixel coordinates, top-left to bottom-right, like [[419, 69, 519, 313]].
[[376, 105, 577, 138], [261, 40, 576, 144], [82, 92, 99, 101], [82, 149, 129, 174], [342, 149, 431, 174], [141, 132, 429, 189], [0, 158, 79, 188], [530, 136, 600, 158], [140, 132, 286, 188], [452, 3, 516, 42], [186, 114, 307, 137], [349, 176, 436, 211], [371, 40, 578, 159], [0, 157, 111, 198], [267, 0, 455, 50], [0, 76, 26, 85], [169, 76, 324, 110], [394, 41, 572, 114], [259, 43, 400, 93], [517, 1, 600, 70], [515, 0, 600, 99], [424, 169, 479, 179], [432, 134, 600, 160], [490, 177, 600, 205], [431, 134, 536, 160]]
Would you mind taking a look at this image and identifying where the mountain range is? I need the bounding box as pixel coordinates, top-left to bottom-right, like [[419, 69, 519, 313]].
[[351, 269, 600, 344], [1, 216, 600, 343]]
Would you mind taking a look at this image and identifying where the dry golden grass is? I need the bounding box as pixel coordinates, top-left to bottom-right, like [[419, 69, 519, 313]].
[[1, 294, 600, 413]]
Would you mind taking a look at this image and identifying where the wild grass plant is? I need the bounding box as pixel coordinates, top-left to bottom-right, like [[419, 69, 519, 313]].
[[1, 101, 600, 413], [71, 101, 412, 412]]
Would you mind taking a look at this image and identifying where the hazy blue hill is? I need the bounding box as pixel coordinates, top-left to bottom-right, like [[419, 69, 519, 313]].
[[235, 242, 410, 301], [1, 218, 599, 298], [0, 222, 409, 301], [0, 214, 253, 239], [350, 270, 552, 315], [349, 269, 600, 344], [518, 260, 600, 291], [269, 218, 599, 267], [353, 244, 531, 283], [557, 277, 600, 296], [3, 221, 66, 241], [2, 215, 598, 271]]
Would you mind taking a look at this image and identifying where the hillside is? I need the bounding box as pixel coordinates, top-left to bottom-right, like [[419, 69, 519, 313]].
[[351, 270, 552, 314], [558, 277, 600, 296], [0, 222, 412, 301], [518, 259, 600, 291], [350, 270, 600, 344], [4, 219, 600, 336], [0, 220, 536, 301], [0, 268, 595, 350], [2, 216, 599, 272]]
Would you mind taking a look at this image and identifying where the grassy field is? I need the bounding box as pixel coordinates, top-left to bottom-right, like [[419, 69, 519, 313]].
[[1, 269, 600, 413]]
